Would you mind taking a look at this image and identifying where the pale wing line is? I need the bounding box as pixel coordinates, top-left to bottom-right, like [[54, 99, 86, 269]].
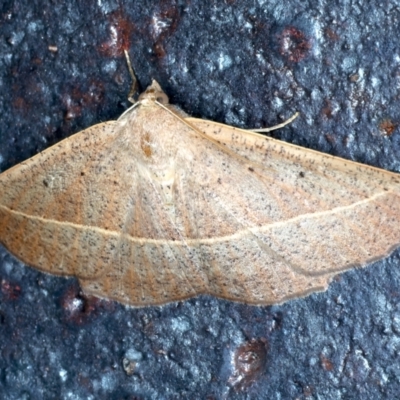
[[180, 118, 373, 217], [283, 209, 366, 268], [82, 180, 109, 281], [19, 125, 114, 281], [73, 129, 127, 285], [80, 123, 136, 293], [156, 101, 332, 225], [333, 200, 396, 260], [323, 195, 400, 266], [241, 168, 317, 222], [328, 214, 371, 261], [207, 181, 338, 289], [360, 196, 400, 248], [0, 192, 390, 246], [257, 194, 398, 278], [112, 193, 137, 298], [122, 102, 204, 297], [141, 175, 200, 298], [176, 171, 210, 291], [123, 183, 146, 302], [100, 119, 143, 297], [208, 188, 287, 296], [0, 121, 118, 226], [69, 229, 80, 276], [160, 101, 395, 229], [125, 178, 157, 299], [194, 183, 239, 296], [370, 193, 399, 221], [0, 190, 393, 248], [268, 193, 400, 278]]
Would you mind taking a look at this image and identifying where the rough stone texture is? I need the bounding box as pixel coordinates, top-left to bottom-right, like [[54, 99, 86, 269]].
[[1, 0, 400, 399]]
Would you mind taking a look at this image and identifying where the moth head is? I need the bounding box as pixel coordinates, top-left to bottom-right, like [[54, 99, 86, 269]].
[[138, 80, 169, 105]]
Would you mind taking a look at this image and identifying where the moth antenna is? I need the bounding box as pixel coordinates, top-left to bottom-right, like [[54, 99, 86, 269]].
[[249, 112, 299, 132], [124, 49, 138, 103]]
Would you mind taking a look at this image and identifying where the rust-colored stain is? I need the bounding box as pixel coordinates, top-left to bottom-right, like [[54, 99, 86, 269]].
[[228, 338, 268, 390], [379, 119, 397, 137], [322, 100, 334, 119], [278, 26, 311, 62], [325, 27, 339, 41], [100, 10, 135, 57], [1, 279, 21, 301], [324, 133, 336, 145], [320, 354, 334, 371]]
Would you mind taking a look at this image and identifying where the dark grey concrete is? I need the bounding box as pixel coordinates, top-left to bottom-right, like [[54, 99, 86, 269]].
[[1, 0, 400, 398]]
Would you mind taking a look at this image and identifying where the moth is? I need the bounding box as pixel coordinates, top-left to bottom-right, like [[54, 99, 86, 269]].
[[1, 80, 399, 306]]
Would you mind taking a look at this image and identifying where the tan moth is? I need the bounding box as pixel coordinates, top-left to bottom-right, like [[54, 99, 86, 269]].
[[1, 80, 400, 307]]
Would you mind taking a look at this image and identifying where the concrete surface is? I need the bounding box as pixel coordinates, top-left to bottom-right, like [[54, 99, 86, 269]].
[[1, 0, 400, 398]]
